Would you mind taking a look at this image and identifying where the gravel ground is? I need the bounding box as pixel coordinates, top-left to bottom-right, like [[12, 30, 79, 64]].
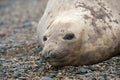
[[0, 0, 120, 80]]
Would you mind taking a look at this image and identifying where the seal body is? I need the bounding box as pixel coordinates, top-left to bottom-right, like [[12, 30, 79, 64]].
[[37, 0, 120, 66]]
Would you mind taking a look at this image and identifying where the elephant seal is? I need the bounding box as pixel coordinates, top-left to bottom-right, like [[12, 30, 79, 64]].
[[37, 0, 120, 66]]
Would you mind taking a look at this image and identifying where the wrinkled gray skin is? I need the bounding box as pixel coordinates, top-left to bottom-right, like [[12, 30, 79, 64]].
[[37, 0, 120, 66]]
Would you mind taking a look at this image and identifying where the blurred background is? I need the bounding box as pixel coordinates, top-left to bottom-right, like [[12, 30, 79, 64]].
[[0, 0, 48, 47], [0, 0, 49, 79]]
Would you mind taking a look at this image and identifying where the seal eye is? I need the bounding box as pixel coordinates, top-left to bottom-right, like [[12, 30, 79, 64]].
[[63, 33, 75, 40], [43, 36, 47, 41]]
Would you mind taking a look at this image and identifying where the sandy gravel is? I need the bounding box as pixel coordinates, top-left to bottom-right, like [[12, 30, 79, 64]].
[[0, 0, 120, 80]]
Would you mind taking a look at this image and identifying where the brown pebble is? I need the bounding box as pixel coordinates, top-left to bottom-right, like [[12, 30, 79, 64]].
[[0, 31, 6, 39]]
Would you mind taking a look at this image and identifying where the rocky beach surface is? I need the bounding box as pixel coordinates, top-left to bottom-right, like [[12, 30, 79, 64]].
[[0, 0, 120, 80]]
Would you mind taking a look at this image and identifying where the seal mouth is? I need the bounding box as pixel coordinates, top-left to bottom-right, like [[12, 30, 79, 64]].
[[47, 53, 77, 66], [40, 50, 73, 66], [46, 54, 67, 62], [45, 52, 68, 61]]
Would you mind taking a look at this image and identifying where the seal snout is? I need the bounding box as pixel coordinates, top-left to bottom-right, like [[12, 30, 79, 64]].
[[40, 49, 59, 60]]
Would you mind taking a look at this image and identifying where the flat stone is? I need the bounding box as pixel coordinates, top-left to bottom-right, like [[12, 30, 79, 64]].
[[99, 76, 106, 80], [85, 73, 93, 77], [79, 67, 87, 73], [39, 77, 53, 80], [0, 58, 5, 64]]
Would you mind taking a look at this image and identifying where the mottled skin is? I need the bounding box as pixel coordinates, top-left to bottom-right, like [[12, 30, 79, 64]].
[[37, 0, 120, 66]]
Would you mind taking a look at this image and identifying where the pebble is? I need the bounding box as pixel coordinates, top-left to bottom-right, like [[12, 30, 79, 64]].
[[85, 73, 93, 77], [79, 67, 87, 73], [0, 31, 6, 38], [12, 66, 18, 71], [5, 72, 11, 76], [0, 19, 6, 25], [39, 77, 54, 80], [99, 74, 107, 78], [46, 73, 56, 78], [23, 22, 32, 28], [0, 58, 5, 65], [13, 71, 21, 78], [0, 70, 4, 75], [19, 69, 27, 73], [88, 65, 97, 71], [75, 79, 82, 80], [0, 48, 5, 53], [16, 77, 26, 80], [90, 77, 97, 80], [36, 59, 45, 66], [99, 68, 105, 72], [99, 76, 106, 80]]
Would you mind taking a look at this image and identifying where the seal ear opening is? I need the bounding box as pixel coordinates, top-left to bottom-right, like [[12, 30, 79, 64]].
[[63, 33, 75, 40]]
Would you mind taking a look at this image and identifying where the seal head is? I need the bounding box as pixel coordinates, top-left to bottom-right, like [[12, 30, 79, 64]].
[[38, 0, 120, 66], [39, 11, 110, 66]]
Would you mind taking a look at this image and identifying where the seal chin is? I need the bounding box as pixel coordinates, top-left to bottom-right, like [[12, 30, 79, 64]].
[[47, 57, 72, 66], [39, 51, 70, 66], [48, 55, 79, 66]]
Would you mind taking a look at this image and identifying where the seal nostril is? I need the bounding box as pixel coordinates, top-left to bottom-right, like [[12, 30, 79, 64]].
[[40, 50, 53, 59], [55, 42, 57, 44], [43, 36, 47, 41], [39, 49, 56, 60]]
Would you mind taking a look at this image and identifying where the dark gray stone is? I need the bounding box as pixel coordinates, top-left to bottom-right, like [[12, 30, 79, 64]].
[[13, 71, 21, 78], [90, 77, 97, 80], [23, 22, 32, 28], [12, 66, 18, 71], [16, 77, 26, 80], [79, 67, 87, 73], [85, 73, 93, 77], [99, 76, 106, 80], [88, 65, 97, 71], [0, 58, 5, 65]]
